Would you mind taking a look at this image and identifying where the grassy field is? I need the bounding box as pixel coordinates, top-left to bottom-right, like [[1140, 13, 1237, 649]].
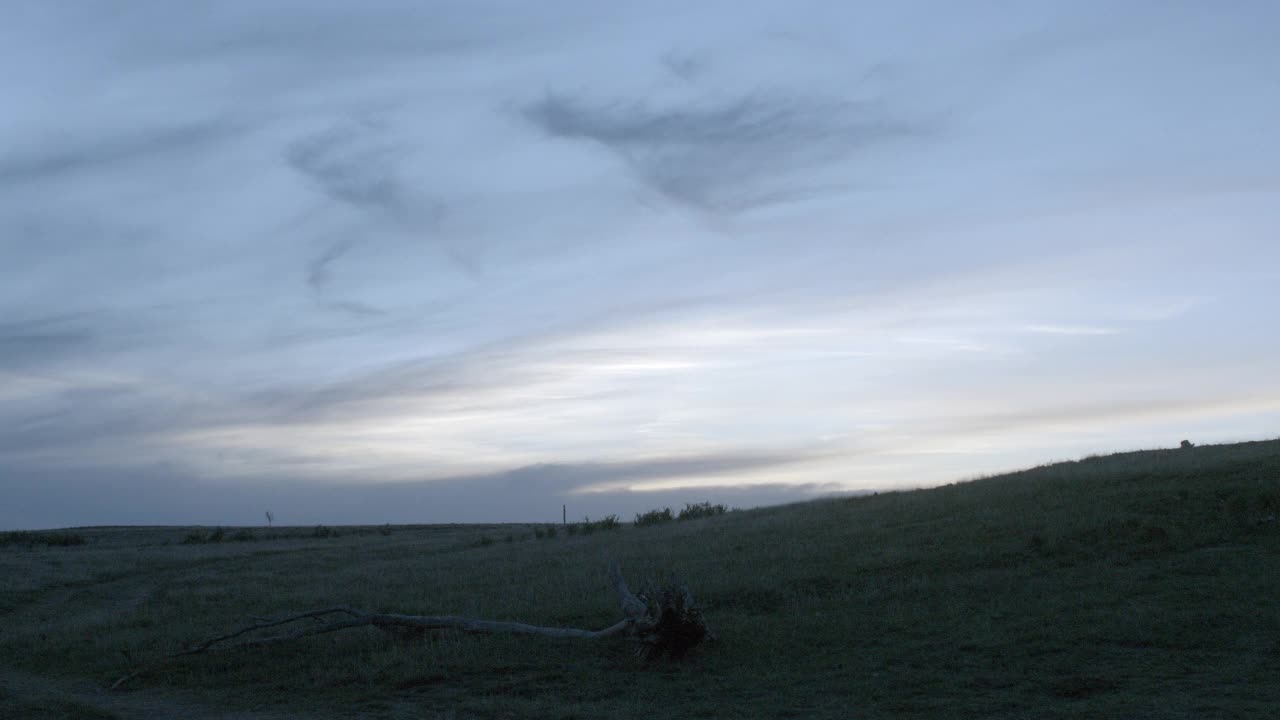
[[2, 439, 1278, 719]]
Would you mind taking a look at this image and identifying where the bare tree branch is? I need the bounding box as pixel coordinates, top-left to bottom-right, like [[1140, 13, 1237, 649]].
[[110, 563, 709, 690], [610, 560, 648, 620]]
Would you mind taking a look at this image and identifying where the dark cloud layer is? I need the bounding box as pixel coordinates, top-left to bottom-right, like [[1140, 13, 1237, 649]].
[[524, 92, 917, 211], [1, 455, 837, 530]]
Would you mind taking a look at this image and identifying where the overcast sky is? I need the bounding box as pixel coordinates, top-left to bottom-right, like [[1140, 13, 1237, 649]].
[[3, 1, 1278, 529]]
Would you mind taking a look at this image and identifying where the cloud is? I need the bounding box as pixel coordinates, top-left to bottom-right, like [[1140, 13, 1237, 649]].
[[661, 51, 708, 82], [0, 371, 229, 465], [0, 317, 97, 369], [303, 237, 388, 316], [0, 121, 239, 187], [523, 91, 918, 212], [286, 121, 476, 307], [448, 452, 815, 493], [3, 1, 1278, 530], [286, 123, 424, 218]]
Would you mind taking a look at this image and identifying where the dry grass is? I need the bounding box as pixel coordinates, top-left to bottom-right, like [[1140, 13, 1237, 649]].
[[2, 439, 1278, 718]]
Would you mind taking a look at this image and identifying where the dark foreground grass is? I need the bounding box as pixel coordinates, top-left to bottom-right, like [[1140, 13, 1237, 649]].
[[1, 439, 1278, 719]]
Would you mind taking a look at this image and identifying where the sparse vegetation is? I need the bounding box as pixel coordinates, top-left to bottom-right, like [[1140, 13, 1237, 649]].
[[567, 515, 622, 536], [0, 530, 87, 548], [175, 524, 406, 545], [634, 507, 674, 527], [677, 501, 727, 521], [2, 438, 1279, 719]]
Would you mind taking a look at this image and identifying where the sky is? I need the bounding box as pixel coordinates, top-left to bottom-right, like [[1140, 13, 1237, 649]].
[[2, 1, 1279, 530]]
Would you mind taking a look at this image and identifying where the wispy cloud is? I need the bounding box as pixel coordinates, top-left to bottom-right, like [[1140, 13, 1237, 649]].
[[0, 121, 240, 187], [523, 91, 919, 212], [1021, 324, 1121, 336], [286, 122, 430, 220], [0, 319, 97, 369]]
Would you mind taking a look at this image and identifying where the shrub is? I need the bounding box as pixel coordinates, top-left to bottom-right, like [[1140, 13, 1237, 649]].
[[567, 515, 622, 535], [479, 535, 495, 546], [635, 508, 674, 527], [544, 525, 558, 539], [379, 524, 394, 536], [207, 527, 226, 543], [678, 502, 727, 521], [231, 529, 257, 542], [312, 525, 332, 539], [180, 532, 206, 545]]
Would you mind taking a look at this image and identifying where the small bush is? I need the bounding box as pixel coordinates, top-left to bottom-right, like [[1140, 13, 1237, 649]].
[[678, 502, 727, 521], [567, 515, 622, 536], [207, 527, 226, 543], [312, 525, 332, 539], [479, 535, 495, 546], [544, 525, 557, 539], [635, 508, 674, 527], [379, 524, 394, 536], [180, 532, 206, 545], [230, 529, 256, 542]]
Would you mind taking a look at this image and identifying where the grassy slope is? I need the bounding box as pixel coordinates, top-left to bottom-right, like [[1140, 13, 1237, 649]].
[[1, 439, 1278, 719]]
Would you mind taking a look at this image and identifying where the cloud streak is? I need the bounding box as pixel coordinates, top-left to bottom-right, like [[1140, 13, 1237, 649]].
[[0, 121, 240, 187]]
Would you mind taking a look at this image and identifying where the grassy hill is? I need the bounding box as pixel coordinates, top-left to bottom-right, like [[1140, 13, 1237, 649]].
[[2, 438, 1278, 719]]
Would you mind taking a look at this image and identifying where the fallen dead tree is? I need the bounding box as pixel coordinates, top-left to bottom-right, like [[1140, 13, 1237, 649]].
[[111, 562, 710, 690]]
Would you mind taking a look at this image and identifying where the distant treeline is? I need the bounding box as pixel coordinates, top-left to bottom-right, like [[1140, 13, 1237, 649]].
[[2, 502, 732, 551], [180, 524, 395, 545], [0, 530, 88, 548]]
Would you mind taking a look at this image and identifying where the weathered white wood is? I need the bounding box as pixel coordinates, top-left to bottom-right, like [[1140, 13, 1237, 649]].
[[609, 560, 648, 620], [111, 562, 696, 690]]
